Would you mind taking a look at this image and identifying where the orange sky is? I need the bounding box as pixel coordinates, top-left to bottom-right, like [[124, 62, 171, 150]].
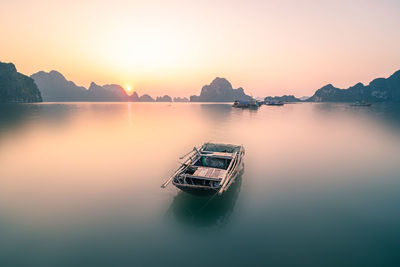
[[1, 0, 399, 97]]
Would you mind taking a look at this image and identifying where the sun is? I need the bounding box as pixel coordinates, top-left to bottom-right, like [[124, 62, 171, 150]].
[[125, 85, 132, 93]]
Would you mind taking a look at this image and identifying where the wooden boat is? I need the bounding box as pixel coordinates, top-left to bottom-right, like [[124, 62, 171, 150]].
[[161, 143, 245, 196], [232, 100, 248, 108], [248, 99, 259, 109], [256, 101, 264, 106], [232, 100, 259, 109]]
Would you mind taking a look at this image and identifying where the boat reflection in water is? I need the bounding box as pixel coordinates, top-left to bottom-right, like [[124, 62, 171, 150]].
[[167, 169, 243, 227]]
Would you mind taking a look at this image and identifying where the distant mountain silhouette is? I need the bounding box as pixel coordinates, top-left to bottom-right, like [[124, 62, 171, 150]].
[[139, 94, 155, 102], [156, 95, 172, 102], [31, 70, 140, 102], [103, 84, 134, 100], [307, 70, 400, 102], [28, 67, 400, 104], [173, 97, 189, 102], [264, 95, 301, 102], [190, 77, 252, 102], [299, 96, 310, 101], [0, 62, 42, 102], [31, 70, 88, 101], [128, 91, 140, 102], [88, 82, 133, 101]]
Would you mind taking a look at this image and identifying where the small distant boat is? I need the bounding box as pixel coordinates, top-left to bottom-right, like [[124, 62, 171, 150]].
[[232, 100, 248, 108], [266, 100, 284, 106], [350, 101, 372, 107], [161, 143, 245, 196], [248, 99, 259, 109], [256, 101, 264, 106], [232, 100, 259, 109]]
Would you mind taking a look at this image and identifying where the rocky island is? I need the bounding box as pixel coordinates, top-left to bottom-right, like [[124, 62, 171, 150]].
[[173, 97, 189, 102], [0, 62, 42, 103], [156, 95, 172, 102], [190, 77, 252, 102], [307, 70, 400, 102], [139, 94, 155, 102]]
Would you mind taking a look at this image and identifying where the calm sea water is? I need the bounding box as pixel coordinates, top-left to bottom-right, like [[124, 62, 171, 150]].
[[1, 102, 400, 266]]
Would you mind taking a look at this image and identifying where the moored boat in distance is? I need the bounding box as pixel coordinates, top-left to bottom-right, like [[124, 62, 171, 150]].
[[350, 101, 372, 107], [256, 100, 264, 106], [266, 100, 284, 106], [161, 143, 245, 196], [232, 99, 259, 109], [232, 100, 248, 108], [248, 99, 259, 109]]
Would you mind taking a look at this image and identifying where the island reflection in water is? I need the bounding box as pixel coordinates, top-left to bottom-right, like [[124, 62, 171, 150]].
[[0, 102, 400, 266]]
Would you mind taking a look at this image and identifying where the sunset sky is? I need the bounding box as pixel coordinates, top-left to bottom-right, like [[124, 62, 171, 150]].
[[1, 0, 399, 97]]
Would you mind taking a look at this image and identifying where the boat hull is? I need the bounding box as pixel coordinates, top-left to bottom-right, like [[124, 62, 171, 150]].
[[174, 183, 219, 196], [173, 162, 243, 196]]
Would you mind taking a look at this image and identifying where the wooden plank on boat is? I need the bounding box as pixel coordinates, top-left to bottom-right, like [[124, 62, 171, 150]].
[[210, 152, 233, 158], [193, 167, 227, 179]]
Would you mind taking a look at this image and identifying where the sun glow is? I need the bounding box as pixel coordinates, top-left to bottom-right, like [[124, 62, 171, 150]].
[[103, 22, 195, 74], [125, 85, 132, 93]]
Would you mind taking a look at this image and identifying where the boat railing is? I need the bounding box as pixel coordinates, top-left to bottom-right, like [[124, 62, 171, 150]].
[[218, 151, 239, 194], [179, 147, 196, 160], [218, 146, 244, 194], [161, 164, 186, 188], [161, 151, 199, 188]]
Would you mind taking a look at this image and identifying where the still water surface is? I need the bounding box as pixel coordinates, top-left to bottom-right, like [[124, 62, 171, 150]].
[[0, 102, 400, 266]]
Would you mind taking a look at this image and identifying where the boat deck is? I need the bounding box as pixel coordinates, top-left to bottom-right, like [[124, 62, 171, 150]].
[[193, 167, 227, 180]]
